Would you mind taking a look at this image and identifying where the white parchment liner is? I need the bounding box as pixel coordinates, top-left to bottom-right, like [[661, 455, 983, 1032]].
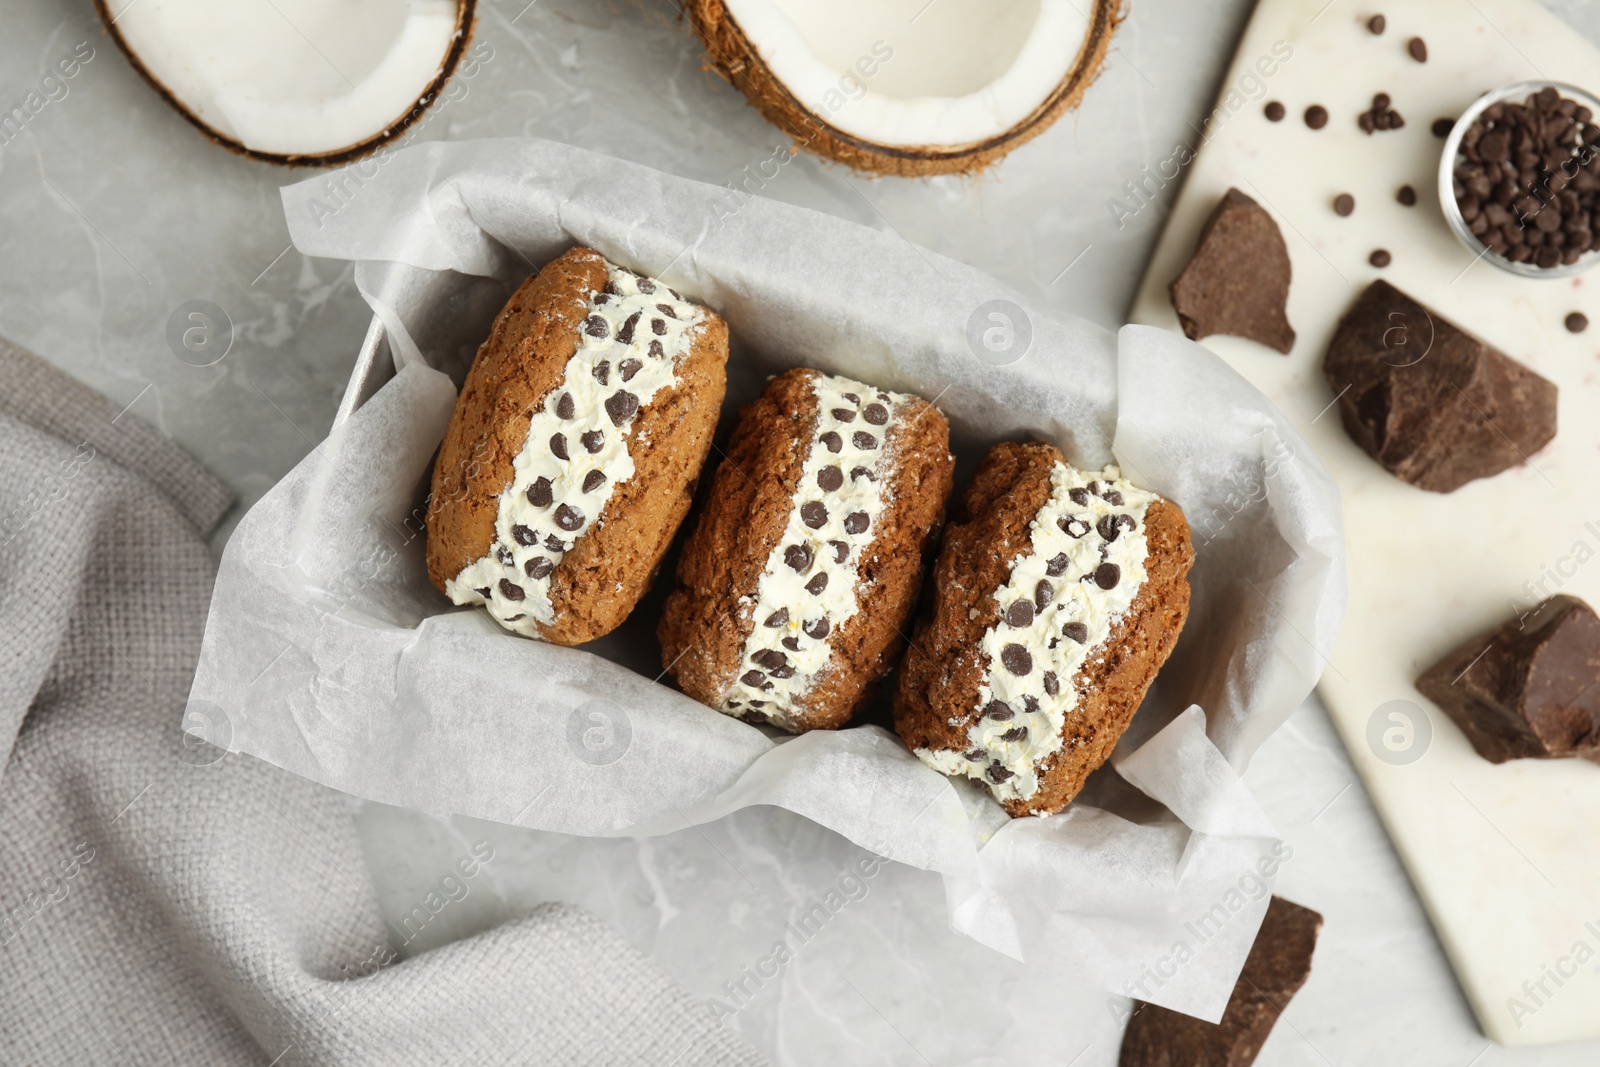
[[191, 138, 1346, 1021]]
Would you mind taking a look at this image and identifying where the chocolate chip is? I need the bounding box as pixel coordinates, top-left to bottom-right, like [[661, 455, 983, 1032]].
[[801, 501, 828, 529], [581, 430, 604, 454], [765, 608, 789, 628], [651, 318, 666, 336], [1046, 553, 1070, 577], [1035, 580, 1053, 612], [617, 311, 640, 345], [1370, 248, 1392, 267], [619, 358, 642, 382], [1305, 105, 1328, 130], [820, 431, 842, 453], [964, 749, 986, 762], [498, 579, 525, 601], [584, 315, 609, 338], [1102, 489, 1123, 506], [593, 361, 610, 385], [831, 407, 856, 422], [512, 523, 538, 546], [603, 280, 622, 298], [753, 648, 787, 670], [741, 670, 765, 687], [1000, 727, 1028, 743], [1006, 600, 1035, 628], [863, 403, 888, 425], [582, 469, 606, 493], [1397, 184, 1417, 207], [1367, 12, 1385, 33], [843, 512, 869, 535], [1068, 487, 1090, 506], [852, 431, 878, 450], [648, 340, 664, 360], [544, 534, 566, 552], [1407, 36, 1427, 62], [769, 664, 795, 679], [554, 504, 585, 532], [818, 466, 843, 491], [656, 303, 676, 318], [782, 636, 800, 652], [984, 700, 1014, 721], [1333, 193, 1355, 217], [1358, 93, 1405, 134], [550, 433, 568, 460], [525, 557, 552, 579], [1264, 101, 1285, 122], [805, 572, 829, 595], [1043, 671, 1059, 696], [1097, 514, 1124, 542], [1063, 621, 1088, 643], [785, 543, 812, 571], [526, 477, 553, 508], [1567, 312, 1589, 333], [1001, 643, 1033, 676], [850, 466, 874, 481], [637, 277, 656, 294], [746, 699, 765, 708], [474, 587, 491, 598], [1432, 117, 1454, 137], [804, 617, 830, 639], [1058, 516, 1090, 538], [555, 392, 574, 419], [605, 391, 639, 426], [829, 540, 849, 563], [496, 546, 514, 566], [986, 764, 1014, 784], [1094, 563, 1121, 589]]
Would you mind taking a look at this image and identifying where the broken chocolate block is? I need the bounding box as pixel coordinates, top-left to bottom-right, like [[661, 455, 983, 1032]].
[[1169, 188, 1297, 354], [1323, 280, 1557, 493], [1120, 896, 1323, 1067], [1417, 595, 1600, 764]]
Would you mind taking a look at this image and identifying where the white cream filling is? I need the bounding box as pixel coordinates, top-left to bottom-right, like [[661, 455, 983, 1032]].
[[915, 463, 1156, 810], [446, 260, 706, 638], [717, 372, 908, 730]]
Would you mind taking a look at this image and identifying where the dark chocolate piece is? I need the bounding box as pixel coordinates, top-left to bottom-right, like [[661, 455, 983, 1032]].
[[1417, 595, 1600, 764], [1120, 896, 1323, 1067], [1322, 280, 1557, 492], [1304, 105, 1328, 130], [1169, 188, 1297, 354], [1264, 101, 1285, 122]]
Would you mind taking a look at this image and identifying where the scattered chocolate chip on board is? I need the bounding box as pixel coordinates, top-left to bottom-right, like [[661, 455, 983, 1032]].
[[1120, 896, 1324, 1067], [1417, 595, 1600, 765], [1169, 188, 1296, 354], [1322, 280, 1557, 492]]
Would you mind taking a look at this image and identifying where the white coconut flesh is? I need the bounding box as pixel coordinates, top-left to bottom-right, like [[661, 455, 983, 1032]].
[[104, 0, 460, 157], [723, 0, 1094, 148]]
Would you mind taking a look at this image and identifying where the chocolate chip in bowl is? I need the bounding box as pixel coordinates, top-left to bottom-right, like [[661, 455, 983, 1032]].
[[1439, 81, 1600, 278]]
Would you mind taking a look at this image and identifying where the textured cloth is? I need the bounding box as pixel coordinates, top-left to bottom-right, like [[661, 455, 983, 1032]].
[[0, 338, 762, 1067]]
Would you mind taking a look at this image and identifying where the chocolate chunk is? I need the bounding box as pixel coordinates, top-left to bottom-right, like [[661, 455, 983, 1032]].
[[1046, 553, 1070, 577], [584, 315, 608, 338], [803, 617, 830, 639], [1367, 12, 1385, 33], [1417, 595, 1600, 763], [863, 402, 889, 425], [550, 433, 568, 461], [605, 391, 639, 426], [582, 469, 606, 493], [1058, 516, 1090, 538], [1006, 600, 1035, 628], [1397, 184, 1417, 207], [801, 501, 829, 528], [818, 466, 843, 491], [753, 648, 787, 670], [1169, 188, 1297, 354], [1333, 193, 1355, 217], [984, 700, 1014, 721], [785, 543, 813, 571], [831, 407, 856, 423], [1369, 248, 1391, 267], [511, 524, 538, 546], [1322, 280, 1558, 492], [555, 392, 575, 419], [765, 608, 789, 628], [1408, 35, 1427, 62], [1119, 896, 1323, 1067], [1264, 101, 1285, 122], [581, 429, 604, 454], [1567, 312, 1589, 333], [620, 358, 643, 382], [986, 763, 1014, 783], [1000, 727, 1028, 743], [1035, 580, 1053, 612], [843, 512, 869, 535], [741, 670, 766, 687], [1043, 671, 1060, 696], [617, 311, 641, 345], [1094, 563, 1121, 589], [498, 579, 525, 601], [805, 572, 829, 595], [829, 540, 849, 563], [525, 557, 552, 579], [782, 636, 800, 652], [1304, 104, 1328, 129], [820, 431, 842, 453], [852, 431, 878, 450], [593, 361, 610, 385], [544, 534, 566, 552], [554, 504, 585, 532], [1001, 643, 1033, 676], [648, 340, 665, 359]]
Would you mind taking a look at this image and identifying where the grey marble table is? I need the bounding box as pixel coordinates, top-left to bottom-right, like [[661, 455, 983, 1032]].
[[5, 0, 1600, 1063]]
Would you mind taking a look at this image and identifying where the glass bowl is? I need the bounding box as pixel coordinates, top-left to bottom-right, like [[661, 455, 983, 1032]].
[[1437, 80, 1600, 279]]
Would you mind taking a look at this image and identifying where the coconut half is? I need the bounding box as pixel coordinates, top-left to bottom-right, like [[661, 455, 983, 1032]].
[[687, 0, 1122, 176], [94, 0, 475, 166]]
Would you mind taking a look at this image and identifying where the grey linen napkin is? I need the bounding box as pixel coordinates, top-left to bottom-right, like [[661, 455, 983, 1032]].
[[0, 338, 763, 1067]]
